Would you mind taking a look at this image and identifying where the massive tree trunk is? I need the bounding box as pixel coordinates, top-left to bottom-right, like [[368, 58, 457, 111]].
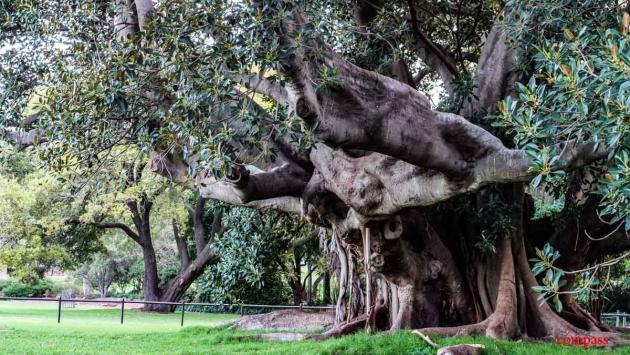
[[315, 182, 627, 344]]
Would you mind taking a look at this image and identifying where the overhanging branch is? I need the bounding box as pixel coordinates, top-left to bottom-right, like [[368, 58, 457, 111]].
[[197, 166, 302, 214], [67, 220, 143, 246], [310, 140, 607, 217], [2, 127, 45, 146]]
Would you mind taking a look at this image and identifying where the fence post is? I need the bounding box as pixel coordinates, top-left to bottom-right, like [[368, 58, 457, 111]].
[[616, 310, 621, 327], [239, 304, 244, 315], [57, 296, 62, 323], [121, 298, 125, 325], [180, 301, 185, 327]]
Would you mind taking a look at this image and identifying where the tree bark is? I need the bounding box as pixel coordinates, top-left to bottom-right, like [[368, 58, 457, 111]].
[[288, 248, 305, 305], [189, 198, 208, 255], [173, 219, 190, 270], [323, 271, 331, 305]]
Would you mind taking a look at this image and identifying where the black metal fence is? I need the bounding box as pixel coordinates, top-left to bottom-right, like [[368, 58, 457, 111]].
[[0, 296, 334, 327]]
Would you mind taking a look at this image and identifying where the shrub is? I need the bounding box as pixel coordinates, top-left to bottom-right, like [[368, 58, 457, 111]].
[[107, 290, 140, 300], [51, 281, 81, 298], [0, 278, 54, 297]]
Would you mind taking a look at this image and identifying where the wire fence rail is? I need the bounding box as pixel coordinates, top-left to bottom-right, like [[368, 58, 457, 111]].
[[0, 296, 335, 327]]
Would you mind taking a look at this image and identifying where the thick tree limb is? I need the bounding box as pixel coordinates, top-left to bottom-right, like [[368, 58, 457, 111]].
[[310, 140, 606, 217], [223, 163, 309, 203], [195, 162, 308, 213], [2, 127, 45, 146], [460, 20, 517, 118], [280, 7, 510, 178], [197, 167, 302, 214]]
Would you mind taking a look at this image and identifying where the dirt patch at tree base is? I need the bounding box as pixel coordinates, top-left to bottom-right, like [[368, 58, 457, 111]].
[[230, 309, 335, 332], [238, 333, 308, 341]]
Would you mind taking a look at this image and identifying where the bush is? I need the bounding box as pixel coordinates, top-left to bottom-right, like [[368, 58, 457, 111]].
[[0, 278, 54, 297], [107, 290, 140, 300], [51, 280, 81, 298]]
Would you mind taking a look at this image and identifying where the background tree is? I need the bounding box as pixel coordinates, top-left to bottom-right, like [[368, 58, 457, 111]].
[[193, 208, 325, 307], [75, 252, 135, 298], [194, 208, 292, 306], [0, 141, 103, 283], [67, 156, 225, 311]]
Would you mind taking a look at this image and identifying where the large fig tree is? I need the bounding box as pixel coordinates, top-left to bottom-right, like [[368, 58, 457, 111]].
[[2, 0, 630, 343]]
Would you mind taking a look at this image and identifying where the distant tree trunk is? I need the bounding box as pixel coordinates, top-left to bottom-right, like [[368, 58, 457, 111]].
[[323, 272, 331, 305], [306, 262, 314, 304], [311, 273, 324, 305], [97, 279, 109, 298], [124, 195, 161, 310], [79, 193, 223, 312], [141, 243, 160, 304], [148, 197, 222, 312], [156, 244, 219, 311], [82, 276, 91, 298], [173, 219, 190, 270], [288, 249, 305, 305]]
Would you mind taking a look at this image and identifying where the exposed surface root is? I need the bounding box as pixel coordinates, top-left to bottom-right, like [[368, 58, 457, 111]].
[[437, 344, 485, 355], [308, 314, 368, 340], [418, 319, 489, 338], [411, 330, 438, 348]]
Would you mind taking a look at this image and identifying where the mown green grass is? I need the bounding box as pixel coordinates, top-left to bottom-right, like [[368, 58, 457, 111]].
[[1, 301, 629, 354], [0, 301, 237, 333]]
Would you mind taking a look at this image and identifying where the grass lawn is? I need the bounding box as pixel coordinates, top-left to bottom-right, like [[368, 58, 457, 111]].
[[1, 301, 629, 354]]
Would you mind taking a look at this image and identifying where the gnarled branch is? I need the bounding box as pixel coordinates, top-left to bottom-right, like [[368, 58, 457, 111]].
[[310, 140, 606, 217], [67, 220, 142, 246]]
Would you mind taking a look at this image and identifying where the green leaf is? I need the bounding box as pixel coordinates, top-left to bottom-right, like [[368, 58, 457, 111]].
[[554, 299, 563, 313]]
